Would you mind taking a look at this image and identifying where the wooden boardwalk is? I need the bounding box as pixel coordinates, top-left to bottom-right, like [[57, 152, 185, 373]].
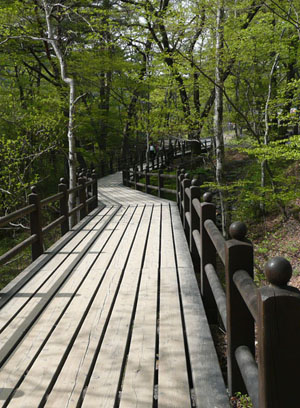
[[0, 173, 229, 407]]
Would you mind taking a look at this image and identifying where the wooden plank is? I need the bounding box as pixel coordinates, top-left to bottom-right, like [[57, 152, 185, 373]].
[[170, 206, 229, 408], [81, 206, 153, 408], [0, 207, 126, 371], [0, 205, 109, 309], [97, 172, 172, 206], [43, 206, 148, 408], [119, 205, 161, 407], [0, 207, 127, 401], [169, 205, 194, 269], [158, 270, 191, 408], [0, 207, 117, 333], [0, 206, 137, 407], [158, 204, 191, 407]]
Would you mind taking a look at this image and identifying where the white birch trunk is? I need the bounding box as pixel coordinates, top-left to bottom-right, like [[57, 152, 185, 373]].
[[214, 1, 226, 235], [42, 0, 77, 226], [261, 53, 279, 213]]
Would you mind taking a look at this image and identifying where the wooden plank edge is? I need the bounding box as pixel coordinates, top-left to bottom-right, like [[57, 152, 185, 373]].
[[0, 204, 111, 309]]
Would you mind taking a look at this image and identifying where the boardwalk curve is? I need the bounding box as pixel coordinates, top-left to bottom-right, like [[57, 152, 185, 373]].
[[0, 173, 229, 407]]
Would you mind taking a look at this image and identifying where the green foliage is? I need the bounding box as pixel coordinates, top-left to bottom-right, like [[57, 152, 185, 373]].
[[233, 392, 253, 408]]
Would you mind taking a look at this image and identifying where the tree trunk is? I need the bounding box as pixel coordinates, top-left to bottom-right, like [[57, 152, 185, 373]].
[[42, 0, 77, 226], [214, 1, 227, 236]]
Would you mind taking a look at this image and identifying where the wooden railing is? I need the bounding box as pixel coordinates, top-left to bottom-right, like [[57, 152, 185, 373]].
[[122, 138, 213, 197], [123, 167, 177, 198], [178, 172, 300, 408], [0, 170, 98, 265]]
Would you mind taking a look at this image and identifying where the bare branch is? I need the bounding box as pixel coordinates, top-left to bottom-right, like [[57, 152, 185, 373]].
[[73, 93, 87, 105]]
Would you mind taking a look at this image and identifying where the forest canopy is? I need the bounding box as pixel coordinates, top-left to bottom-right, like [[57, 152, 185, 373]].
[[0, 0, 299, 218]]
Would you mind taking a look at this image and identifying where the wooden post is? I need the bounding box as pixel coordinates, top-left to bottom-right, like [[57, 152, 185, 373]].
[[58, 178, 69, 235], [189, 179, 201, 272], [122, 169, 125, 186], [134, 166, 137, 189], [145, 166, 150, 194], [29, 186, 43, 261], [182, 174, 191, 235], [86, 169, 92, 212], [122, 168, 127, 186], [176, 168, 181, 208], [258, 257, 300, 408], [158, 169, 164, 198], [200, 192, 217, 323], [179, 169, 185, 219], [156, 152, 159, 170], [92, 170, 98, 210], [225, 221, 254, 396], [78, 174, 87, 220]]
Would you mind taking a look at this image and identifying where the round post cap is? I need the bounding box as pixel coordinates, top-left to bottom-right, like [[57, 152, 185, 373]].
[[265, 256, 292, 286], [203, 192, 213, 203], [229, 221, 247, 240]]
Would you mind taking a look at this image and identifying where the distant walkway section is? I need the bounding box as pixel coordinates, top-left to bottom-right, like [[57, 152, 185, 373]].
[[97, 171, 171, 206]]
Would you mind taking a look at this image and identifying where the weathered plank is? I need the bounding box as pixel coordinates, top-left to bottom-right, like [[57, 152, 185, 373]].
[[119, 205, 161, 407], [0, 207, 131, 406], [158, 205, 191, 407], [170, 205, 229, 408], [0, 205, 109, 310], [0, 206, 116, 333], [0, 172, 229, 408], [0, 208, 124, 366], [81, 206, 153, 408], [42, 206, 148, 408], [97, 172, 172, 206]]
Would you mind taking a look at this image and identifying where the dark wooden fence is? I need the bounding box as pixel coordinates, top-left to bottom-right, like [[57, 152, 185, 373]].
[[0, 170, 98, 266], [122, 140, 211, 198], [178, 172, 300, 408], [123, 167, 177, 198]]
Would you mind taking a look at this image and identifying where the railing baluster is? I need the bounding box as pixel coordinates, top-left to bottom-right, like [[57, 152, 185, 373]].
[[182, 174, 191, 235], [145, 166, 150, 194], [78, 174, 87, 220], [92, 170, 98, 210], [58, 178, 69, 235], [179, 169, 185, 219], [29, 186, 43, 261], [158, 169, 163, 198], [258, 257, 300, 408], [200, 192, 218, 323], [189, 179, 201, 272], [225, 221, 254, 396]]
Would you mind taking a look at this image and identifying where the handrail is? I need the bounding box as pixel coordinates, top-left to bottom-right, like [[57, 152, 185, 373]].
[[233, 270, 258, 321], [0, 171, 98, 266], [121, 142, 195, 194], [174, 171, 300, 408], [235, 346, 259, 408], [42, 215, 66, 235], [123, 167, 177, 197], [0, 204, 35, 227], [0, 234, 38, 265], [68, 184, 83, 194], [205, 263, 227, 329], [40, 192, 64, 207], [204, 219, 226, 264], [123, 160, 300, 407]]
